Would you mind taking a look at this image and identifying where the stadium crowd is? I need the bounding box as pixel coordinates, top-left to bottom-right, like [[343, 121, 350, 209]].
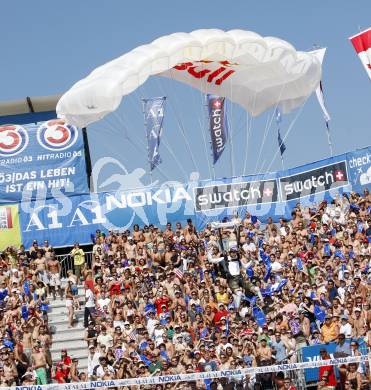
[[0, 189, 370, 389]]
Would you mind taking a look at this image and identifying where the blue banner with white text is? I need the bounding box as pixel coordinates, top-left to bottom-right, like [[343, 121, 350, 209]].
[[0, 120, 88, 203], [301, 338, 367, 382], [18, 146, 370, 248], [207, 94, 229, 164], [143, 97, 166, 171]]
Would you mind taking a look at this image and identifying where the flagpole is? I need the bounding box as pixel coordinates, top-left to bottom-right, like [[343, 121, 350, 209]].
[[326, 123, 333, 157], [228, 111, 235, 177], [211, 153, 216, 180], [280, 155, 285, 171], [141, 98, 153, 185], [205, 96, 216, 180]]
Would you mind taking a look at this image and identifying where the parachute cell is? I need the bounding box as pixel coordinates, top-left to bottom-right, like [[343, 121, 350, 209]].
[[57, 29, 323, 128]]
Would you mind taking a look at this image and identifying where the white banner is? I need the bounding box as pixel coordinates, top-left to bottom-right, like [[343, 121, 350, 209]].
[[8, 354, 369, 390]]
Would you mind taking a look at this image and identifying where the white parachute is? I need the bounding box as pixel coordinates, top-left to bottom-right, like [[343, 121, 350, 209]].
[[56, 29, 323, 128]]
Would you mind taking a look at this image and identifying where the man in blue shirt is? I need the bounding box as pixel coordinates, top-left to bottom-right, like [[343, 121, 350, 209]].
[[271, 332, 287, 363], [334, 333, 351, 358]]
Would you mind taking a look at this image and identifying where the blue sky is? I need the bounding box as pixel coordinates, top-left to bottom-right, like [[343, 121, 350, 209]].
[[1, 1, 370, 188]]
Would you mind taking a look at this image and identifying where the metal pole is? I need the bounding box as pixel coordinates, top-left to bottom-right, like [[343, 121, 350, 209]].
[[326, 123, 334, 157], [227, 105, 235, 177], [204, 95, 216, 180], [280, 154, 285, 171], [141, 99, 153, 185]]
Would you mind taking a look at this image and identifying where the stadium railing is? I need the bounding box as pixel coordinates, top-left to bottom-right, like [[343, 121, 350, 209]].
[[56, 251, 94, 279]]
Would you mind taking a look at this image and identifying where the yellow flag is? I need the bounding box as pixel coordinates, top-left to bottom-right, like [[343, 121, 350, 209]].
[[0, 204, 21, 250]]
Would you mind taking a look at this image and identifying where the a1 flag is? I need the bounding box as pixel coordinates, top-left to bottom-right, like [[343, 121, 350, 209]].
[[349, 27, 371, 80]]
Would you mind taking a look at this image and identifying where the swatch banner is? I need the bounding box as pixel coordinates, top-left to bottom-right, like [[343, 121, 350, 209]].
[[207, 94, 228, 164], [0, 120, 89, 203], [18, 146, 370, 248]]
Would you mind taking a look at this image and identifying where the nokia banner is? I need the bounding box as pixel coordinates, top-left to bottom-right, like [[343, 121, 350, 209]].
[[143, 97, 166, 171], [15, 145, 371, 248], [207, 94, 228, 164], [0, 120, 89, 203]]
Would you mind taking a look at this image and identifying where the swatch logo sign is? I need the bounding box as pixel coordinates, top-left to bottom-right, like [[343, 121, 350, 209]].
[[194, 179, 278, 211], [279, 161, 349, 201]]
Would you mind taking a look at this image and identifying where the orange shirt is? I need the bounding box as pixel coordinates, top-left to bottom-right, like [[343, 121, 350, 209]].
[[321, 322, 338, 343]]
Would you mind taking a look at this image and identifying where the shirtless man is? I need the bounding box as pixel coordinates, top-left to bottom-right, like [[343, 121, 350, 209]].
[[47, 256, 62, 300], [37, 325, 52, 368], [33, 251, 49, 295], [2, 352, 17, 385], [124, 237, 137, 259], [31, 343, 48, 385], [256, 339, 272, 364], [21, 323, 33, 362]]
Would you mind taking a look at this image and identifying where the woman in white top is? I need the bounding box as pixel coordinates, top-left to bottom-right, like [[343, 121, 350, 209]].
[[65, 281, 75, 328]]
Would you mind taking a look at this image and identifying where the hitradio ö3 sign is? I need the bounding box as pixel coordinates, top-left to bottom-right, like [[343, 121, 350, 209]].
[[0, 120, 88, 203]]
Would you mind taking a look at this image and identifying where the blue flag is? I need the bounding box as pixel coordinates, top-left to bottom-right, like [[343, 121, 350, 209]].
[[263, 261, 271, 282], [252, 306, 266, 326], [139, 354, 152, 366], [323, 243, 331, 257], [296, 257, 303, 271], [276, 109, 286, 156], [143, 97, 166, 171], [314, 305, 326, 323], [275, 279, 287, 292], [225, 318, 230, 336], [207, 94, 229, 164], [23, 280, 30, 296], [200, 327, 209, 339], [160, 350, 169, 362], [21, 305, 29, 321]]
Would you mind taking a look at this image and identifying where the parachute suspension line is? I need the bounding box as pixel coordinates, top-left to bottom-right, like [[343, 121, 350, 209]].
[[104, 109, 171, 183], [202, 94, 215, 180], [152, 77, 199, 176], [264, 98, 308, 174], [181, 63, 212, 180], [253, 111, 272, 173], [197, 69, 213, 180], [254, 85, 286, 174], [140, 80, 190, 182], [228, 90, 257, 146], [198, 94, 212, 180], [243, 112, 250, 175], [243, 92, 257, 175], [196, 68, 215, 179], [97, 115, 168, 182], [134, 83, 189, 182], [228, 75, 235, 177], [166, 68, 200, 173]]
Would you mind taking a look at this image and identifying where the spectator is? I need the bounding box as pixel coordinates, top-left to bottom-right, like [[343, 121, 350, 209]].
[[70, 243, 85, 284], [0, 189, 369, 386]]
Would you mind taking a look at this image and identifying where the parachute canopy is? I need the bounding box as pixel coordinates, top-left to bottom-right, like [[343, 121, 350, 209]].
[[57, 29, 323, 128]]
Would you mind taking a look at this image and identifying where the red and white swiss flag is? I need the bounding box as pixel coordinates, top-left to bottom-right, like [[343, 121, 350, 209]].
[[349, 27, 371, 80]]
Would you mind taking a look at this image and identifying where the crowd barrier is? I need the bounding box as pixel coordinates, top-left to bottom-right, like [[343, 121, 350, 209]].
[[7, 354, 369, 390]]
